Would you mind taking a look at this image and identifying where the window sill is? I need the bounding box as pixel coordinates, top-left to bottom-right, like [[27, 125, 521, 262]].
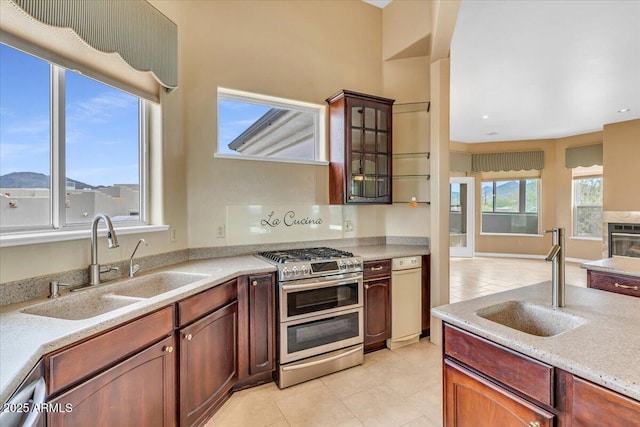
[[214, 153, 329, 166], [480, 233, 544, 237], [570, 236, 602, 242], [0, 225, 169, 248]]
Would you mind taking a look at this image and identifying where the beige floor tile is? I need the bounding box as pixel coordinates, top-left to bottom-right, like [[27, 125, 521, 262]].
[[406, 387, 442, 420], [275, 382, 357, 427], [320, 365, 383, 398], [341, 385, 423, 427], [212, 387, 284, 427], [400, 416, 441, 427]]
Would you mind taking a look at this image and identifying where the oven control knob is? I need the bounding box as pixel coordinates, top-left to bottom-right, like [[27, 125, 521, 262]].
[[292, 266, 300, 276], [346, 260, 353, 269], [301, 265, 310, 275], [283, 267, 292, 278], [353, 259, 361, 270], [338, 261, 346, 270]]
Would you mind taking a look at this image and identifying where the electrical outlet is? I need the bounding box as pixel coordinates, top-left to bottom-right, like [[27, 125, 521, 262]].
[[170, 228, 177, 242], [344, 220, 354, 232], [216, 225, 225, 238]]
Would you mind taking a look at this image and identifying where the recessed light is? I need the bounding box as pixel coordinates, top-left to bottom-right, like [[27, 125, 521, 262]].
[[482, 115, 489, 119], [618, 108, 631, 113], [485, 132, 499, 136]]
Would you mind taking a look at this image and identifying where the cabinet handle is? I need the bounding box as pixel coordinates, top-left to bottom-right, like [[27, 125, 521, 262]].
[[252, 280, 258, 286], [163, 345, 174, 353], [614, 283, 638, 291], [184, 334, 193, 341], [529, 423, 541, 427], [370, 266, 384, 271], [364, 284, 369, 289]]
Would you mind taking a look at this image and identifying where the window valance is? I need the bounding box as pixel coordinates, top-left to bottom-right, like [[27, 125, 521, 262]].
[[565, 144, 603, 168], [450, 152, 472, 172], [471, 151, 544, 172], [6, 0, 177, 93]]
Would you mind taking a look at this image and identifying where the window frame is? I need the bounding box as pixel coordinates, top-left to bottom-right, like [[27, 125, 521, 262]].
[[572, 174, 603, 239], [0, 41, 150, 236], [215, 87, 328, 165], [480, 178, 541, 235]]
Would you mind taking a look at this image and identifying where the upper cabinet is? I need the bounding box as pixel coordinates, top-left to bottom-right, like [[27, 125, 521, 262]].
[[327, 90, 395, 204]]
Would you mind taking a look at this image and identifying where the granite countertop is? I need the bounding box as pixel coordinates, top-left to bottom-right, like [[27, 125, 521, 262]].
[[0, 244, 427, 404], [581, 257, 640, 278], [343, 244, 430, 261], [432, 283, 640, 401]]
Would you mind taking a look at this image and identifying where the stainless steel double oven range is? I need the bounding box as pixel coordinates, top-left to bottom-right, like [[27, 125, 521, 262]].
[[258, 247, 364, 388]]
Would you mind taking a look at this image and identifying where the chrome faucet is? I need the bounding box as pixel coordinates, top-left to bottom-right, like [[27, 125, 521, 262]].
[[129, 239, 148, 277], [89, 213, 120, 285], [545, 227, 565, 308]]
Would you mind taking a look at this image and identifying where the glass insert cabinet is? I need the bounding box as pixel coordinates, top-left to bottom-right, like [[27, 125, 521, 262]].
[[326, 90, 395, 204]]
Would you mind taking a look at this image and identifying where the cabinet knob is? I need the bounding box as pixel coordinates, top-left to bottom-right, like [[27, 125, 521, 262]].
[[529, 422, 541, 427], [184, 334, 193, 341], [252, 280, 258, 286], [163, 345, 174, 353], [364, 284, 369, 289]]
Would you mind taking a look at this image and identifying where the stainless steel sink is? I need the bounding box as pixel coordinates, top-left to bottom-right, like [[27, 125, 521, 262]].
[[475, 300, 586, 337], [21, 294, 143, 320], [113, 271, 210, 298]]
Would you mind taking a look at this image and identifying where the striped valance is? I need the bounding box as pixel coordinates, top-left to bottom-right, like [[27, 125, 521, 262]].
[[9, 0, 177, 92], [471, 151, 544, 172], [565, 144, 603, 168], [451, 152, 472, 172]]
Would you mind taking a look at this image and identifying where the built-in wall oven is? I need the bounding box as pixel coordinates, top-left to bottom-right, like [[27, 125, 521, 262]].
[[258, 248, 364, 388], [609, 223, 640, 258]]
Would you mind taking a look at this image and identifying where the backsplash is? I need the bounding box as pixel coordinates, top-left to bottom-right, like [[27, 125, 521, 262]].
[[0, 236, 428, 306]]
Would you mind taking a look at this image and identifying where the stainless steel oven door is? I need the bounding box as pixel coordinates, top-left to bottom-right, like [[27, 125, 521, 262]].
[[280, 273, 363, 322], [280, 306, 363, 364]]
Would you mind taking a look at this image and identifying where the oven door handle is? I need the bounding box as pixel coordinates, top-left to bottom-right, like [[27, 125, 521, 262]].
[[281, 275, 361, 291], [281, 345, 364, 371]]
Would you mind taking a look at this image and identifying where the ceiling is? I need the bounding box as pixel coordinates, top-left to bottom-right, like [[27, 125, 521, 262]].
[[450, 0, 640, 143]]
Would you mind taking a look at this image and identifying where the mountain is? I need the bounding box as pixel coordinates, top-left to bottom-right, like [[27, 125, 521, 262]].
[[0, 172, 96, 189]]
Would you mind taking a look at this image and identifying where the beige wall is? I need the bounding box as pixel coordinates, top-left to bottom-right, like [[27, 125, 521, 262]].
[[603, 118, 640, 212]]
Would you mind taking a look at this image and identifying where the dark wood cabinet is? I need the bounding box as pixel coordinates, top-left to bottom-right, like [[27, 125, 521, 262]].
[[444, 359, 554, 427], [327, 90, 395, 204], [571, 375, 640, 427], [48, 335, 177, 427], [587, 269, 640, 297], [421, 254, 431, 336], [363, 260, 391, 352], [236, 273, 275, 389]]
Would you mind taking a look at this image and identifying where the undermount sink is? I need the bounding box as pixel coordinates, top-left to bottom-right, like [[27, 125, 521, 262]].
[[21, 294, 142, 320], [113, 271, 210, 298], [475, 300, 586, 337]]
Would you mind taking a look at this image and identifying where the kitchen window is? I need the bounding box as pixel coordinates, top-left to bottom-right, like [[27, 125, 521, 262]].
[[481, 179, 540, 234], [0, 42, 148, 234], [573, 175, 603, 239], [216, 88, 326, 164]]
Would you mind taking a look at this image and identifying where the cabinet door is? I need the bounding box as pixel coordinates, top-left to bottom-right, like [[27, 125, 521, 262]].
[[444, 360, 554, 427], [180, 301, 238, 427], [48, 335, 176, 427], [248, 274, 275, 375], [572, 376, 640, 427], [421, 254, 431, 333], [364, 278, 391, 347]]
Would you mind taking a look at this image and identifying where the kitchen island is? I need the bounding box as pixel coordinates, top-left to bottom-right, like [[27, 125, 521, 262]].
[[432, 282, 640, 426]]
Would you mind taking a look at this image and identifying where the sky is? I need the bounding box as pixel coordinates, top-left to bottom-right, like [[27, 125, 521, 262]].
[[0, 43, 139, 187]]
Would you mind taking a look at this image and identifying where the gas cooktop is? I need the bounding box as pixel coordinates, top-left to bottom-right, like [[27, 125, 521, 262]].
[[257, 247, 362, 281]]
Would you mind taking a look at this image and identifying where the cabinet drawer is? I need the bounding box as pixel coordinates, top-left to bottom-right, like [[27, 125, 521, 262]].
[[587, 270, 640, 298], [46, 306, 174, 395], [178, 278, 237, 326], [363, 260, 391, 279], [444, 324, 554, 406]]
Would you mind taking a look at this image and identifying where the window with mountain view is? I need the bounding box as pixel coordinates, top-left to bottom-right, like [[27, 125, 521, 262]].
[[0, 43, 147, 232], [573, 176, 603, 238], [481, 179, 540, 234]]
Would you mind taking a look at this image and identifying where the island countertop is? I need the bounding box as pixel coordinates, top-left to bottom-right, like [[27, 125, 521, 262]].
[[432, 282, 640, 401], [581, 256, 640, 278]]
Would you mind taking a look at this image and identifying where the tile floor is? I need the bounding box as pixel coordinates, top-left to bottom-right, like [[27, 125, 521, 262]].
[[206, 257, 589, 427]]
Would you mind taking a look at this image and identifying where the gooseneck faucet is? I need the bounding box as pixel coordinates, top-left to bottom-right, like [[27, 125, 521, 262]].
[[129, 239, 148, 277], [545, 227, 565, 308], [89, 213, 120, 285]]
